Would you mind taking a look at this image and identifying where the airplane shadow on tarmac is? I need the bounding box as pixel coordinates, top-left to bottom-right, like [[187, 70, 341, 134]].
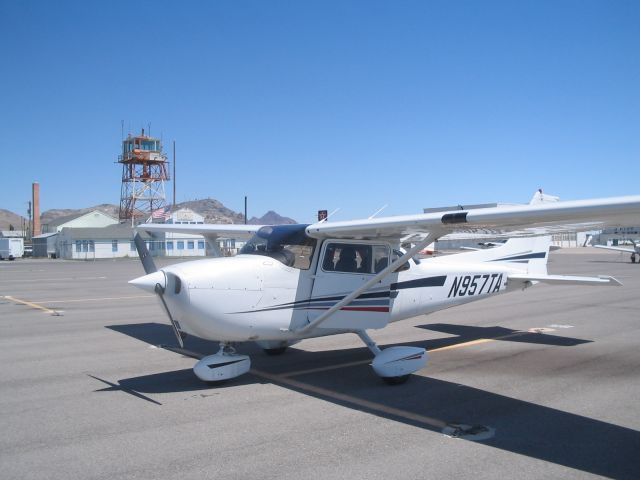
[[103, 322, 639, 480]]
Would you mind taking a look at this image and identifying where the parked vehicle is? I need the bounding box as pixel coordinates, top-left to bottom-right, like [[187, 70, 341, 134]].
[[0, 238, 24, 260]]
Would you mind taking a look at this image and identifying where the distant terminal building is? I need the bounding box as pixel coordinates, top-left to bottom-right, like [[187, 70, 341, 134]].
[[155, 208, 207, 257], [596, 226, 640, 246], [118, 130, 170, 224], [33, 207, 248, 260], [49, 208, 210, 260]]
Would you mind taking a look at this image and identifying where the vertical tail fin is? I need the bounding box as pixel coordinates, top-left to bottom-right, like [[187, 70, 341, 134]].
[[498, 189, 558, 274], [498, 236, 551, 274], [529, 189, 560, 205]]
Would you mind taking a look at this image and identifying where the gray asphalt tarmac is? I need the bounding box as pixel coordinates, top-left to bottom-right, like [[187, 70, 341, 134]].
[[1, 249, 639, 479]]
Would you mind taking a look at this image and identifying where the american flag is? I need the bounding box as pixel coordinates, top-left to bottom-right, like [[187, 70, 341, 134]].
[[151, 206, 171, 220]]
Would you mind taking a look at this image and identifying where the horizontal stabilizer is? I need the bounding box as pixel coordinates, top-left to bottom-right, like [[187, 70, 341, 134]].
[[593, 245, 634, 254], [509, 273, 622, 287]]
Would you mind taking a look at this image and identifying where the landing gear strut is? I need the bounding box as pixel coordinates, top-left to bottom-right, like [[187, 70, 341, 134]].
[[356, 330, 428, 385]]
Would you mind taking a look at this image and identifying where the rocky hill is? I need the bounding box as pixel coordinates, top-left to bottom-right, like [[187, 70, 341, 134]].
[[1, 198, 296, 229], [41, 204, 120, 225], [249, 210, 296, 225], [0, 209, 26, 231], [176, 198, 245, 224]]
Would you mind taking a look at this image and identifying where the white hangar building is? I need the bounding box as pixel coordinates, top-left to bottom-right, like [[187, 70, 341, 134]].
[[57, 224, 153, 259], [42, 210, 119, 234], [54, 208, 210, 260], [35, 207, 246, 260], [34, 210, 119, 258]]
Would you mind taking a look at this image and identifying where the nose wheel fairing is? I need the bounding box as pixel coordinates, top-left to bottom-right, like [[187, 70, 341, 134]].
[[193, 343, 251, 383]]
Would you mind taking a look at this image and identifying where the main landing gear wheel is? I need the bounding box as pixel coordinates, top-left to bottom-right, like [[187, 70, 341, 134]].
[[263, 346, 288, 356], [382, 375, 410, 385], [256, 340, 294, 355], [356, 330, 428, 385]]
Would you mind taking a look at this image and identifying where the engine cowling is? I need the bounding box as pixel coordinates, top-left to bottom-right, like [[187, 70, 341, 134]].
[[193, 352, 251, 382], [371, 346, 428, 379]]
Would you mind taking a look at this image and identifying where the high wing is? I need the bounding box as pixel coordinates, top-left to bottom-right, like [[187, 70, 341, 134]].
[[140, 223, 261, 237], [139, 223, 261, 255], [305, 195, 640, 241]]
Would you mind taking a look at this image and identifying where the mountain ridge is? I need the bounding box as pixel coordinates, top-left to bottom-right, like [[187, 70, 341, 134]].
[[0, 198, 296, 230]]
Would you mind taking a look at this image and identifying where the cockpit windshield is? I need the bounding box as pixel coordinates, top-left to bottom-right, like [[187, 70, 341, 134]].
[[239, 224, 317, 270]]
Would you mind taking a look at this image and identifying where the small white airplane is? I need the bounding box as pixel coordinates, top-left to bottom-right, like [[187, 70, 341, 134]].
[[594, 240, 640, 263], [130, 191, 640, 385]]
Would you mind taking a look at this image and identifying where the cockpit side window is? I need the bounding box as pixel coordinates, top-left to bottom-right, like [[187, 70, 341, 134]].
[[323, 243, 390, 274], [372, 247, 410, 272]]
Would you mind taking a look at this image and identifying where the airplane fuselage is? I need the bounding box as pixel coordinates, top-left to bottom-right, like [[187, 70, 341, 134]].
[[153, 251, 520, 343]]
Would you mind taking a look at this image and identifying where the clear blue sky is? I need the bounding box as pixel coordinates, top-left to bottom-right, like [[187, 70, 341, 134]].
[[1, 0, 639, 224]]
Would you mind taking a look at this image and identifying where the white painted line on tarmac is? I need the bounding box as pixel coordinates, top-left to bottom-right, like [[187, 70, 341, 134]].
[[31, 295, 154, 304], [251, 368, 448, 430], [283, 330, 531, 378], [0, 276, 107, 284], [2, 295, 62, 316], [281, 359, 371, 378]]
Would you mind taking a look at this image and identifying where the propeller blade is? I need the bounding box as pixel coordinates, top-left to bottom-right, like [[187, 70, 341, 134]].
[[134, 233, 157, 274], [132, 233, 183, 348], [154, 282, 184, 349]]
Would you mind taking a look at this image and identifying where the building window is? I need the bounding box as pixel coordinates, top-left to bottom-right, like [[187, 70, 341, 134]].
[[188, 241, 194, 250], [82, 240, 88, 252], [112, 240, 118, 252], [75, 241, 81, 253], [177, 241, 184, 250], [198, 241, 205, 249], [167, 241, 174, 250], [149, 241, 155, 251], [89, 241, 95, 252]]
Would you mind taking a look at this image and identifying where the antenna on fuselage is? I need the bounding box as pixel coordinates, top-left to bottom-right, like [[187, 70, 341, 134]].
[[318, 207, 341, 223], [368, 204, 388, 219]]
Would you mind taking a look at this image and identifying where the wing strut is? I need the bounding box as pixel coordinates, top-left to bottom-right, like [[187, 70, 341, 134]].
[[294, 230, 443, 335]]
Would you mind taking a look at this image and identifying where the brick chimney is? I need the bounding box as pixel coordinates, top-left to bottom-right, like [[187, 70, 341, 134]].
[[32, 182, 40, 237]]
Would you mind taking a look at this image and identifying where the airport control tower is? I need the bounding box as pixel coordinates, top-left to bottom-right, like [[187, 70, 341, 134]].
[[118, 129, 170, 223]]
